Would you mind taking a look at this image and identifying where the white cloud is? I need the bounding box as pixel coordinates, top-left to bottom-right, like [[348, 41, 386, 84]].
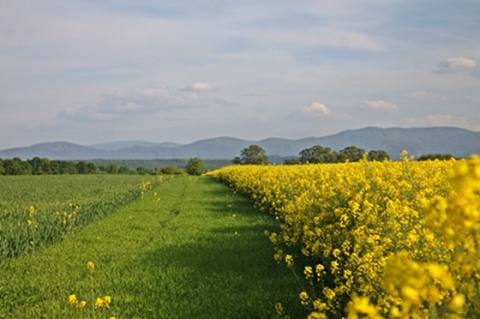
[[114, 102, 142, 112], [303, 103, 332, 116], [184, 82, 212, 91], [361, 100, 397, 113], [436, 57, 477, 73], [425, 114, 468, 126], [407, 114, 469, 127], [404, 91, 437, 99]]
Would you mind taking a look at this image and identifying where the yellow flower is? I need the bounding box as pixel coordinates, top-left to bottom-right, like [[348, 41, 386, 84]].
[[323, 287, 336, 300], [316, 264, 325, 277], [275, 302, 284, 316], [68, 294, 78, 306], [94, 297, 104, 308], [307, 312, 327, 319], [304, 266, 314, 280], [285, 254, 294, 268], [86, 261, 95, 271], [103, 295, 112, 308], [299, 291, 310, 306], [449, 294, 465, 312], [79, 300, 87, 308]]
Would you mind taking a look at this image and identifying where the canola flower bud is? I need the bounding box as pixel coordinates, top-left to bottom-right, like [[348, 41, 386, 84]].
[[448, 294, 465, 312], [307, 312, 327, 319], [68, 294, 78, 306], [94, 297, 104, 308], [299, 291, 310, 306], [87, 261, 95, 271], [103, 295, 112, 308], [285, 254, 294, 268], [275, 302, 284, 316], [304, 266, 314, 280]]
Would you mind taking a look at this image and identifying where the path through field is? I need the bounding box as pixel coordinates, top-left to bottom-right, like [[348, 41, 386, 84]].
[[0, 176, 301, 318]]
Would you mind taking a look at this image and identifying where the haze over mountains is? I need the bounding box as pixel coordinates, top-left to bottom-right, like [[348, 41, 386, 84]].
[[1, 127, 479, 161]]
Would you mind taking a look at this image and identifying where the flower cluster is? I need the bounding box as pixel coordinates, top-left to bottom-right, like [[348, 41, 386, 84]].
[[208, 155, 480, 318], [68, 261, 116, 319]]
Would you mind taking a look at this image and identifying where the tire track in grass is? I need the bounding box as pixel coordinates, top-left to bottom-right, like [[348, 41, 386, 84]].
[[0, 176, 302, 318]]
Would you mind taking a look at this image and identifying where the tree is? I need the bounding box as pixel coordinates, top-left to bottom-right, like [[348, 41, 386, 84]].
[[239, 145, 269, 165], [107, 164, 119, 174], [299, 145, 336, 163], [186, 157, 205, 175], [417, 153, 455, 161], [339, 146, 366, 162], [231, 157, 242, 165], [367, 150, 390, 161], [76, 161, 96, 174]]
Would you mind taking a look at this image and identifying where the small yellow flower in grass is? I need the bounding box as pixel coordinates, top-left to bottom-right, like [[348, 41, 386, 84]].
[[79, 300, 87, 308], [29, 205, 35, 217], [94, 297, 104, 308], [68, 294, 78, 306], [87, 261, 95, 271], [103, 295, 112, 308]]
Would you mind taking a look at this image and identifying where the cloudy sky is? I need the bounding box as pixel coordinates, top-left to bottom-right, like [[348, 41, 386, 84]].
[[1, 0, 479, 149]]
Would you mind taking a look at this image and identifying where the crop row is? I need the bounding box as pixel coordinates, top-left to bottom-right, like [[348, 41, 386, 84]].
[[0, 175, 161, 258], [208, 154, 480, 318]]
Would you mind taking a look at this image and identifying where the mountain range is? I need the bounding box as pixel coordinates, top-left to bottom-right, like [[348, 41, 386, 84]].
[[1, 126, 479, 161]]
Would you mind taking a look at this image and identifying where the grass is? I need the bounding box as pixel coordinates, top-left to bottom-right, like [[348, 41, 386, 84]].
[[0, 176, 303, 318]]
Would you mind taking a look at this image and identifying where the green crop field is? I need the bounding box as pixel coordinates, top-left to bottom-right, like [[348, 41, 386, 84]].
[[0, 175, 301, 318], [0, 175, 162, 258]]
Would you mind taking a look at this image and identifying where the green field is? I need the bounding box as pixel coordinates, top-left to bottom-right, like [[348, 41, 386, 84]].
[[0, 175, 302, 318], [0, 175, 162, 258]]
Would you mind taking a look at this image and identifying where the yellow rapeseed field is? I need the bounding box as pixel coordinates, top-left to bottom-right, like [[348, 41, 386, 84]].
[[208, 153, 480, 318]]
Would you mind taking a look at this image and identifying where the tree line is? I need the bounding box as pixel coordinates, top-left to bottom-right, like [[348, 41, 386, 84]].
[[233, 144, 390, 165], [233, 144, 456, 165], [0, 157, 187, 176]]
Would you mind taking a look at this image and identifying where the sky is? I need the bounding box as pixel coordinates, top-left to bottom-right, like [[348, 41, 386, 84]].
[[1, 0, 479, 149]]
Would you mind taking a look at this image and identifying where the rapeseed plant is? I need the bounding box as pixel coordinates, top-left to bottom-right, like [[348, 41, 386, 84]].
[[208, 155, 479, 318]]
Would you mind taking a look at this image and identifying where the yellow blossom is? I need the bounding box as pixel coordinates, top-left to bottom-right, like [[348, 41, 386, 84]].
[[285, 254, 294, 268], [299, 291, 310, 306], [68, 294, 78, 306], [94, 297, 104, 308], [86, 261, 95, 271], [304, 266, 314, 280]]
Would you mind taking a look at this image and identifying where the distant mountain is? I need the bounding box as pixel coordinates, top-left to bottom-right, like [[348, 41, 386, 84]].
[[1, 127, 479, 161], [0, 142, 107, 160], [89, 141, 180, 151]]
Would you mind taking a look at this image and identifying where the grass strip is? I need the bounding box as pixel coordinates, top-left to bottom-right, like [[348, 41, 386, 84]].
[[0, 176, 302, 318]]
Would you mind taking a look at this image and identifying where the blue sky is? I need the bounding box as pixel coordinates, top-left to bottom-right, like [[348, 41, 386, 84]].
[[1, 0, 479, 149]]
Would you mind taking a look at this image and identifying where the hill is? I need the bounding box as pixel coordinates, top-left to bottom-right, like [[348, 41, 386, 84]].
[[1, 127, 479, 161]]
